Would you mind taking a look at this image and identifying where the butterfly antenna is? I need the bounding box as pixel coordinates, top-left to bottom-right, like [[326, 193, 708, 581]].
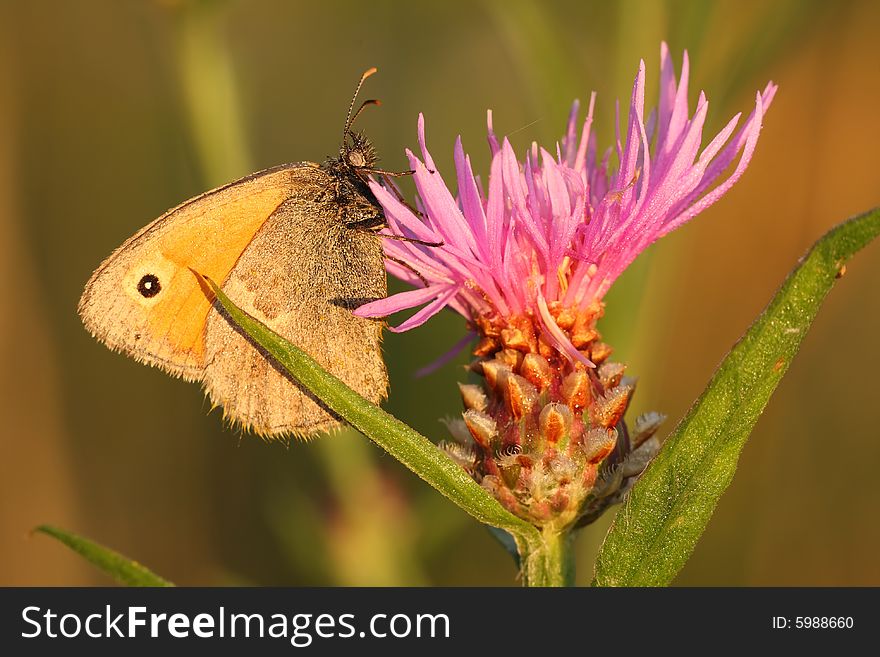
[[350, 99, 381, 128], [344, 67, 378, 140]]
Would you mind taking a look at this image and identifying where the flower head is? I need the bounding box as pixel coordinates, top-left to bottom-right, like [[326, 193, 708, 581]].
[[357, 44, 776, 530], [358, 44, 775, 365]]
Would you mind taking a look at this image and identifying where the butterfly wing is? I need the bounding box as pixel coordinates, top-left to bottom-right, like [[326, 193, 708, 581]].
[[80, 162, 388, 438], [78, 163, 319, 380], [202, 174, 388, 437]]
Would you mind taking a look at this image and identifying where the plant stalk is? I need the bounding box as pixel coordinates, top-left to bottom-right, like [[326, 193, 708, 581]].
[[519, 527, 575, 587]]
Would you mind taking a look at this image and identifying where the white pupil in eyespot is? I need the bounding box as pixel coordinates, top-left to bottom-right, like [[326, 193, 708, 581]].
[[137, 274, 161, 298]]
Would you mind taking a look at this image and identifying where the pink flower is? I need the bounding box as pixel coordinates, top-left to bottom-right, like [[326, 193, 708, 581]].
[[356, 43, 776, 370], [356, 45, 777, 530]]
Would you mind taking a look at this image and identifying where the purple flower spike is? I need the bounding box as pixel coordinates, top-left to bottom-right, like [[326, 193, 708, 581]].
[[357, 43, 776, 372]]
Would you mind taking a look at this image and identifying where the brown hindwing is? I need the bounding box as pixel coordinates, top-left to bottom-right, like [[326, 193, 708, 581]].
[[202, 168, 388, 438]]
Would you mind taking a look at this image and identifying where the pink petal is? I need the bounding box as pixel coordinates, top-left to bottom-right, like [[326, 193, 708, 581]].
[[685, 83, 777, 204], [575, 92, 596, 173], [369, 178, 440, 243], [697, 111, 741, 167], [487, 109, 500, 157], [502, 139, 549, 262], [454, 136, 489, 257], [661, 49, 691, 160], [354, 284, 451, 319], [388, 285, 461, 332], [656, 41, 677, 154], [536, 292, 594, 368], [409, 153, 480, 263], [416, 113, 437, 171], [485, 150, 508, 270], [660, 89, 767, 237], [618, 60, 647, 203], [561, 99, 580, 166]]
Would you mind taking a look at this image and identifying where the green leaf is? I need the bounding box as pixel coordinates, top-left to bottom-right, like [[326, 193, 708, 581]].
[[35, 525, 173, 587], [200, 274, 542, 549], [594, 207, 880, 587]]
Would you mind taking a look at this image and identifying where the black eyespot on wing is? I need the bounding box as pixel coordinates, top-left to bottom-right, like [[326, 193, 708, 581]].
[[137, 274, 161, 298]]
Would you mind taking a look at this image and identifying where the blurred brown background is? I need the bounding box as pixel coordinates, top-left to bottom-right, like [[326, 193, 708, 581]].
[[1, 0, 878, 586]]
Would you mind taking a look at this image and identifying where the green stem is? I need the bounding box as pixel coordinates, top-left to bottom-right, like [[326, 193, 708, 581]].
[[519, 528, 575, 587], [172, 0, 253, 184]]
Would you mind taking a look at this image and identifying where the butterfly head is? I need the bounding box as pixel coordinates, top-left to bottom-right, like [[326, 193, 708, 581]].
[[328, 67, 382, 180], [341, 130, 378, 171]]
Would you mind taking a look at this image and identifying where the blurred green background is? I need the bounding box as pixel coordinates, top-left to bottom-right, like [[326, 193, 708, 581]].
[[2, 0, 878, 586]]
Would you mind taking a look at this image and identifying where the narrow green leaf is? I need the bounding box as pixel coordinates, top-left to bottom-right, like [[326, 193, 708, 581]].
[[201, 275, 541, 548], [35, 525, 173, 587], [594, 207, 880, 587]]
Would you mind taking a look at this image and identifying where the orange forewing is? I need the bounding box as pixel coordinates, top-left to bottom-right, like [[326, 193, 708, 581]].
[[80, 163, 312, 374], [155, 165, 312, 364]]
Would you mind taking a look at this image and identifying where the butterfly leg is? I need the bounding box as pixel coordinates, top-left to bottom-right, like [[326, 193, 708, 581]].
[[384, 254, 429, 287]]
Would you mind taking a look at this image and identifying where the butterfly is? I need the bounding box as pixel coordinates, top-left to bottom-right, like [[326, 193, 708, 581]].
[[79, 68, 395, 439]]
